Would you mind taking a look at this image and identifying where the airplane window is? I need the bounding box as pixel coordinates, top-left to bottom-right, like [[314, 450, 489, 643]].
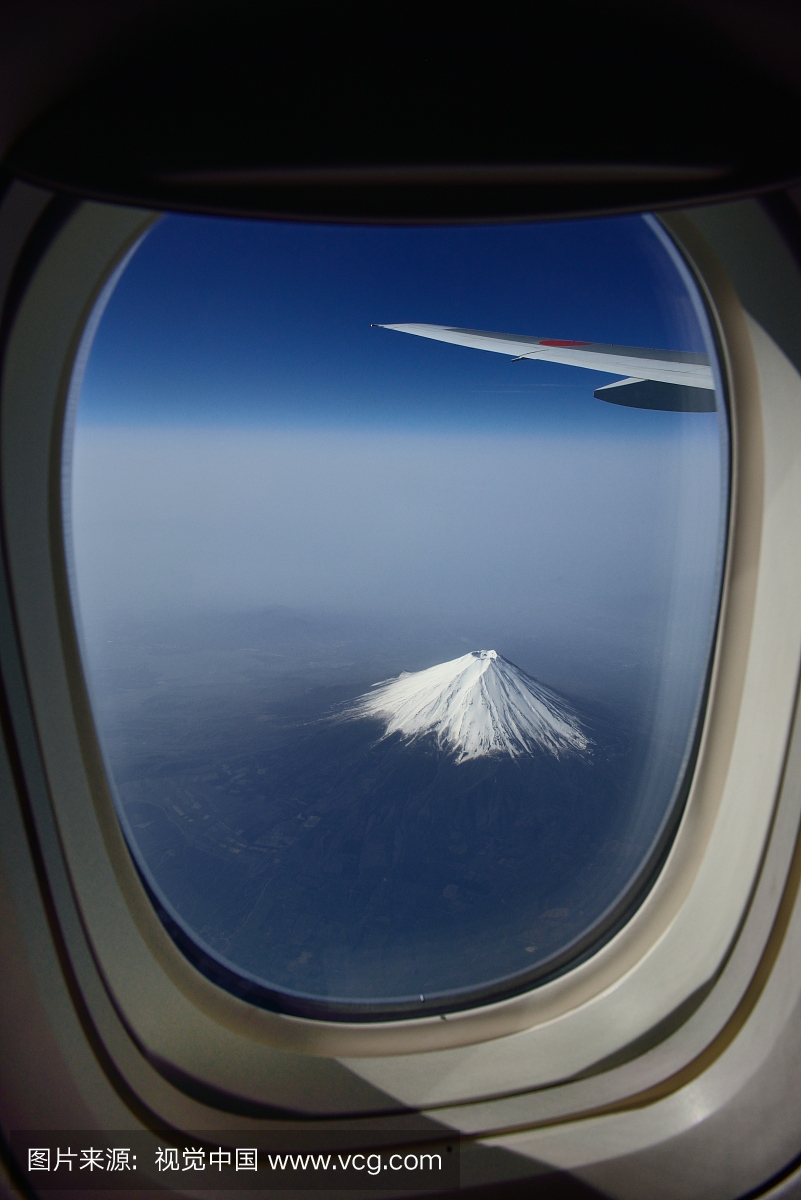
[[66, 213, 728, 1020]]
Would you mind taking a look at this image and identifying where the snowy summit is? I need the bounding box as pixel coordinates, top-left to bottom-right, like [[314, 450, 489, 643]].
[[344, 650, 589, 763]]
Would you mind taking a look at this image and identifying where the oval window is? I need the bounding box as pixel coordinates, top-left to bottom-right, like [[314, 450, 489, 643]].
[[67, 213, 728, 1019]]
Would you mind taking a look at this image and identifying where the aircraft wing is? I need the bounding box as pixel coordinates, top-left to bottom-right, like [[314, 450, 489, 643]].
[[374, 323, 716, 412]]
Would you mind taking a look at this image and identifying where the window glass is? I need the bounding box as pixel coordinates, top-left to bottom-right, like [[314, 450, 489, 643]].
[[67, 214, 728, 1019]]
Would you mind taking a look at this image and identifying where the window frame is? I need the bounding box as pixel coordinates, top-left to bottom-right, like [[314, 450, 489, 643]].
[[2, 181, 801, 1154]]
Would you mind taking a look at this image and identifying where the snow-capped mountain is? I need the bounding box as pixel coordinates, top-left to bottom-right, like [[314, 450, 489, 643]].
[[344, 650, 589, 763]]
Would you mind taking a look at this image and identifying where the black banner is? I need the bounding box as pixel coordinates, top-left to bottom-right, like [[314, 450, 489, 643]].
[[11, 1130, 460, 1191]]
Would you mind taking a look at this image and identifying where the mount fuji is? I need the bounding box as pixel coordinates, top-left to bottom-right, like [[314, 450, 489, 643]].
[[344, 650, 589, 763]]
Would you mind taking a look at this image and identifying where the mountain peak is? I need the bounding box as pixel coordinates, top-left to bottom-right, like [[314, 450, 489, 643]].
[[344, 651, 589, 763]]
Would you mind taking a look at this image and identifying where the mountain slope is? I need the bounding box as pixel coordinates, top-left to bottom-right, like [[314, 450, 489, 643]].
[[344, 650, 589, 763]]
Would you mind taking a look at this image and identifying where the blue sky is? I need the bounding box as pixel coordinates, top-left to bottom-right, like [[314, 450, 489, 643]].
[[70, 212, 726, 715], [78, 213, 710, 435]]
